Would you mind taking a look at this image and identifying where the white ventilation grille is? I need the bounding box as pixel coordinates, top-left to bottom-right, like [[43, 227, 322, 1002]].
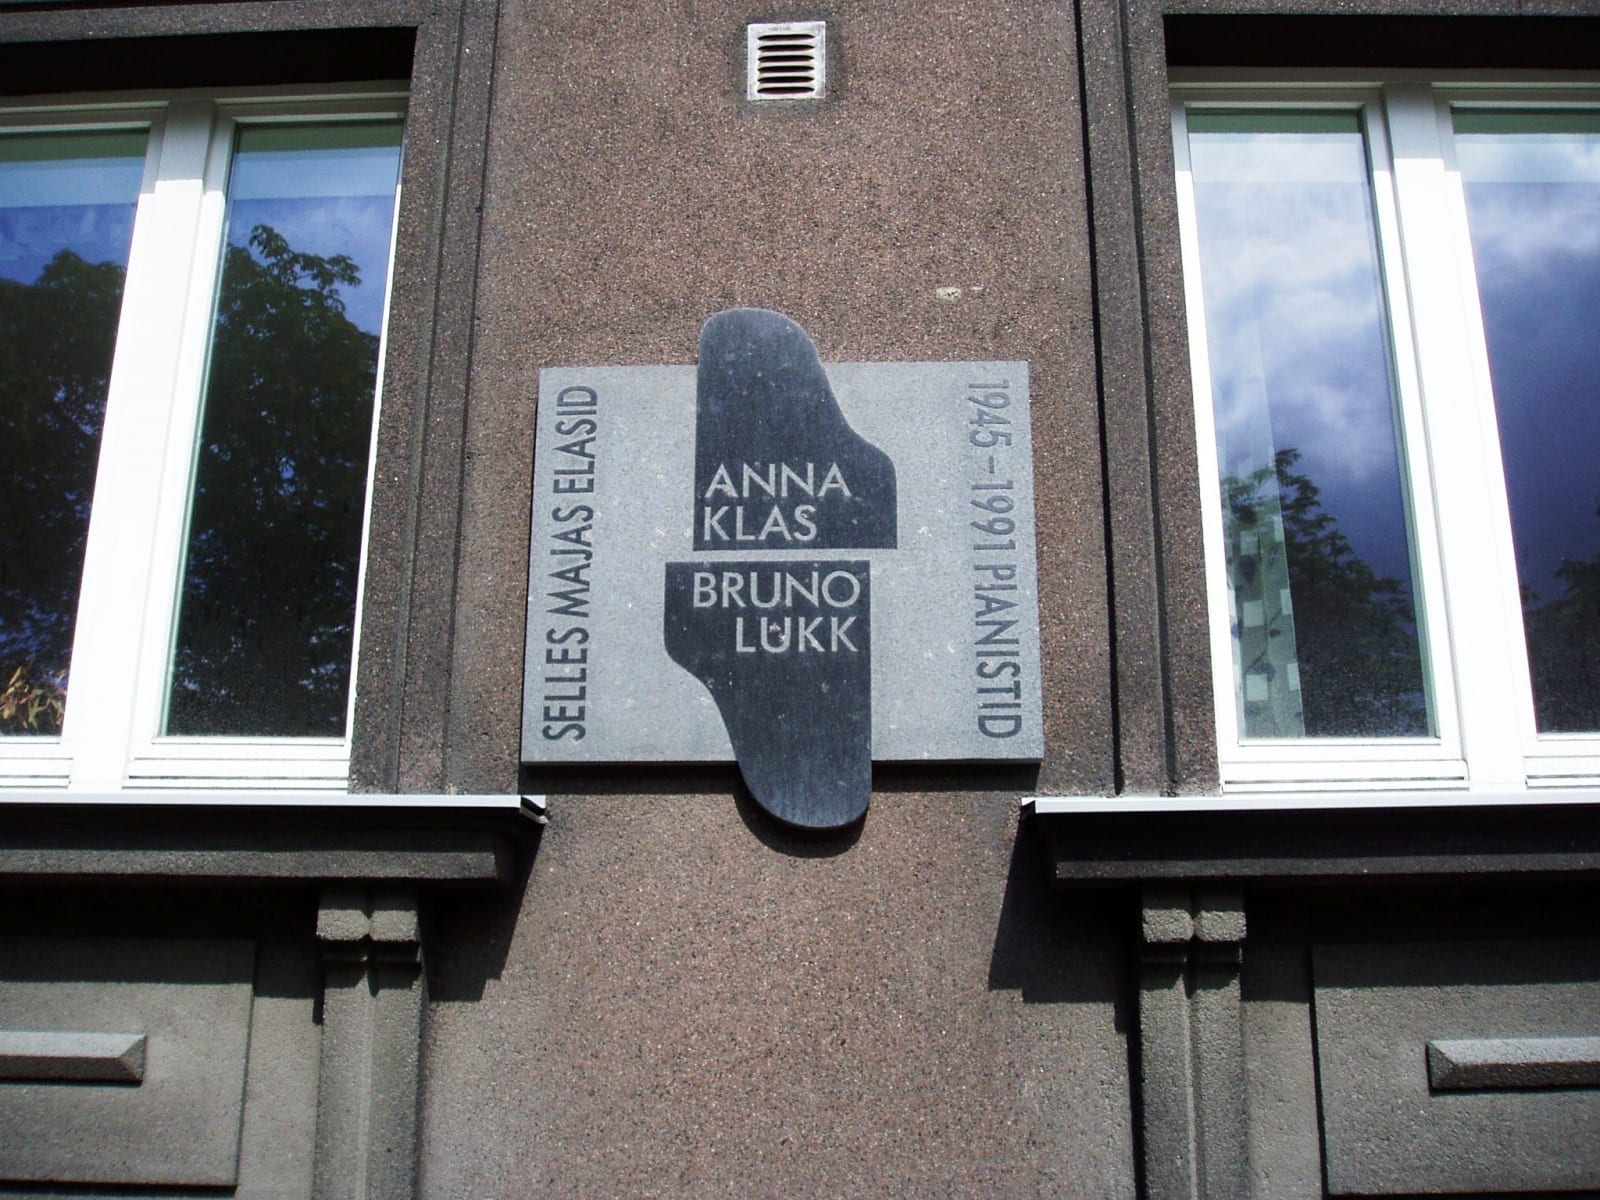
[[746, 21, 826, 101]]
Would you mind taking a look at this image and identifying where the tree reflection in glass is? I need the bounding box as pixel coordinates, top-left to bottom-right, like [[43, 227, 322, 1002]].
[[1457, 113, 1600, 733], [1187, 112, 1429, 738], [165, 122, 403, 737], [0, 131, 144, 734]]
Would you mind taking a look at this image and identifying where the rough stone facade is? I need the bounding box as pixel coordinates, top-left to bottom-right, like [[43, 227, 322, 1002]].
[[2, 2, 1599, 1197]]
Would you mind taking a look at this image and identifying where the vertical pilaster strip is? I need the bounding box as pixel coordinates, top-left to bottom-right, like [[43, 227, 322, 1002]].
[[1123, 0, 1220, 793], [1137, 885, 1248, 1199], [1076, 0, 1221, 794], [1140, 886, 1202, 1198], [1190, 890, 1248, 1199], [404, 0, 501, 794], [350, 0, 503, 794], [314, 888, 425, 1200], [350, 4, 465, 794], [1076, 0, 1171, 794]]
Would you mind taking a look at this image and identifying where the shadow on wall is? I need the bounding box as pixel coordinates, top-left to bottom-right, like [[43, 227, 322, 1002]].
[[522, 761, 1039, 800], [513, 765, 867, 856], [423, 821, 542, 1004], [732, 785, 863, 856], [987, 817, 1130, 1015], [428, 780, 1099, 1008], [727, 762, 1043, 856], [519, 760, 1040, 859]]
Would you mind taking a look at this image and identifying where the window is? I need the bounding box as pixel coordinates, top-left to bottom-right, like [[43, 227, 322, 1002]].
[[1173, 76, 1600, 793], [0, 89, 404, 792]]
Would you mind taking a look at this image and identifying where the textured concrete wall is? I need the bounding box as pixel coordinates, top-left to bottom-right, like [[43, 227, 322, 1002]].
[[416, 3, 1136, 1194], [422, 799, 1134, 1198], [443, 0, 1114, 798], [9, 2, 1600, 1197]]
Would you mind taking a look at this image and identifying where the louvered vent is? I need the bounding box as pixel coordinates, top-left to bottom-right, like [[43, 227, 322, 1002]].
[[747, 21, 826, 101]]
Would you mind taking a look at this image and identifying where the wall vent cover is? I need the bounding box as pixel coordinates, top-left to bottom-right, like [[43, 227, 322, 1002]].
[[746, 21, 826, 101]]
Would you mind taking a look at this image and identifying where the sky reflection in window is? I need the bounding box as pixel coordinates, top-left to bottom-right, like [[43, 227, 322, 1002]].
[[1187, 112, 1429, 738], [1458, 112, 1600, 733]]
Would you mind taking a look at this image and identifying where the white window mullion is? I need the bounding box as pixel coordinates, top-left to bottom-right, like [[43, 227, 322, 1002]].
[[126, 107, 235, 770], [1381, 82, 1533, 792], [63, 101, 219, 792], [1362, 99, 1463, 761]]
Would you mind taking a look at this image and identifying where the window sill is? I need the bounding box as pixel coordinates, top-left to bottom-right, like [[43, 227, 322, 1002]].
[[1031, 788, 1600, 815], [0, 789, 528, 809]]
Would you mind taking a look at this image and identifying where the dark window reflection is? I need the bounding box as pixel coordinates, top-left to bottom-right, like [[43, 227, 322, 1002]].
[[1458, 112, 1600, 733], [1188, 112, 1430, 738], [165, 121, 402, 737], [0, 130, 144, 735]]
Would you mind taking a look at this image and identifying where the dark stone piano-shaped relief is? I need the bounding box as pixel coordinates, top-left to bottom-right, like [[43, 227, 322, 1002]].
[[692, 308, 896, 553], [665, 310, 896, 829]]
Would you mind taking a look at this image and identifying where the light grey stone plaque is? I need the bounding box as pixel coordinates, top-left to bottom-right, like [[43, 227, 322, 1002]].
[[521, 319, 1041, 793]]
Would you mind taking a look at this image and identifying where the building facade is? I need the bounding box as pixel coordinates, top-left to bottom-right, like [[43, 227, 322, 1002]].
[[2, 0, 1599, 1196]]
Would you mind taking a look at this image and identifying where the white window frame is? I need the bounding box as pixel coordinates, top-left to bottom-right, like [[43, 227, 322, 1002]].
[[1172, 69, 1600, 796], [0, 85, 406, 796]]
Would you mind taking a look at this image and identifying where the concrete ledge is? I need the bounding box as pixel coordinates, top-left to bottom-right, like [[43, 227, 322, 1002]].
[[1032, 788, 1600, 814], [0, 799, 529, 886], [1034, 794, 1600, 885]]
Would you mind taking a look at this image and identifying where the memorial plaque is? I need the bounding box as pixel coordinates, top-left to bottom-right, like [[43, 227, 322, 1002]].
[[523, 309, 1042, 828]]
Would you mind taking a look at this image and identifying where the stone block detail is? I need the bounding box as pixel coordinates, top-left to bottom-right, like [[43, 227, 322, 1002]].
[[0, 1030, 146, 1083], [1137, 885, 1247, 1200], [314, 887, 425, 1200]]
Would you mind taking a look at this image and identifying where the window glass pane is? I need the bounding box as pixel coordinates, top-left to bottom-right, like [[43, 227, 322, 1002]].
[[0, 129, 144, 735], [1187, 112, 1430, 738], [1457, 112, 1600, 734], [165, 120, 402, 737]]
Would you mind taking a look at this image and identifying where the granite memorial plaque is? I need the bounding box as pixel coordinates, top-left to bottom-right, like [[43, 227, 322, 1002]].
[[523, 309, 1041, 828]]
